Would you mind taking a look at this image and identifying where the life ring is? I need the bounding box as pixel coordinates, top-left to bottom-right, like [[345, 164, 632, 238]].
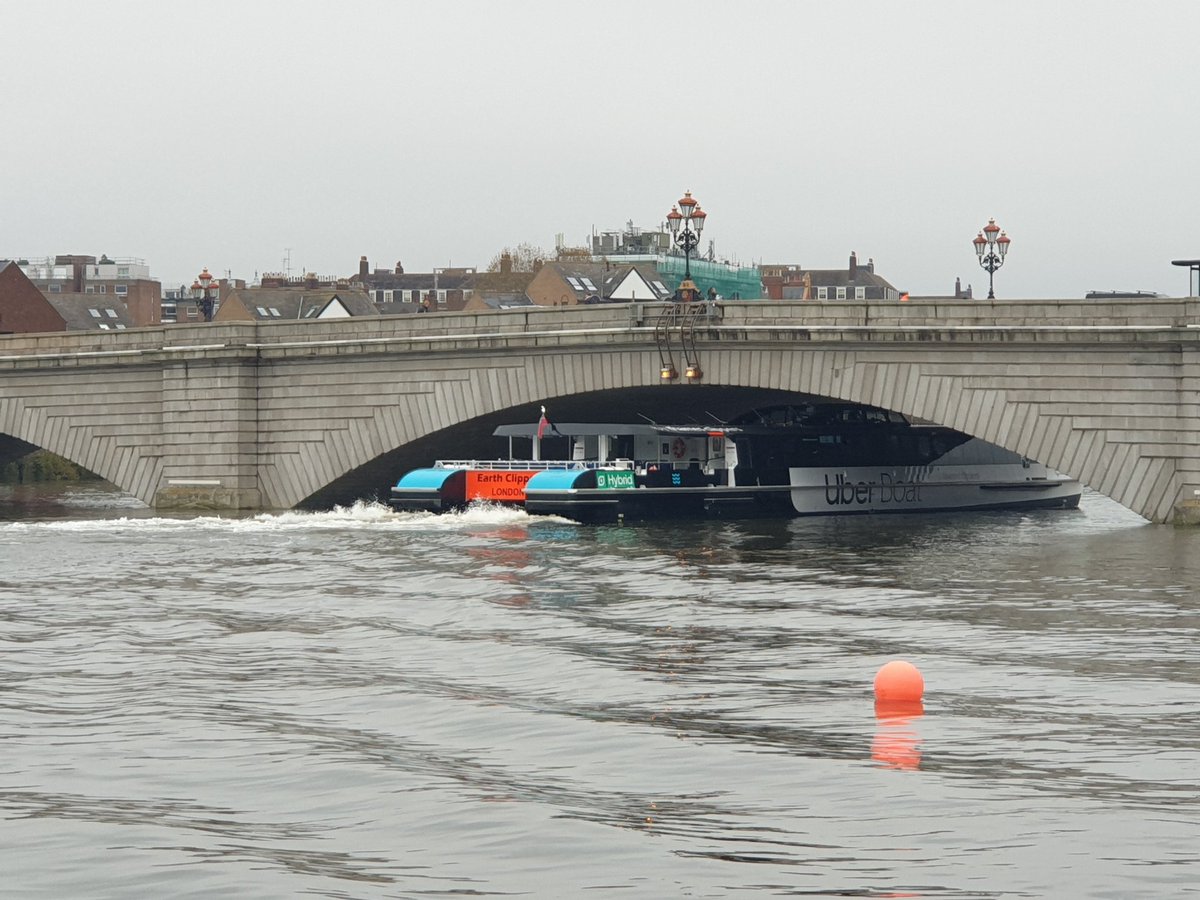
[[671, 437, 687, 460]]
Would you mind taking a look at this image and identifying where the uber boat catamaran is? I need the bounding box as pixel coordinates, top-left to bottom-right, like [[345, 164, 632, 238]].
[[389, 402, 1082, 522]]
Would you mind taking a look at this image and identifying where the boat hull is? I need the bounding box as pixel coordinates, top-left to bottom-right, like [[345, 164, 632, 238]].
[[522, 466, 1082, 523]]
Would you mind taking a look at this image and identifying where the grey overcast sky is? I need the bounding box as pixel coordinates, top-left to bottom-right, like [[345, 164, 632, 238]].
[[2, 0, 1197, 298]]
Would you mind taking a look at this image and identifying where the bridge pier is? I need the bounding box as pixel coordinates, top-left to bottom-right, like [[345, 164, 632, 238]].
[[154, 349, 262, 510], [1173, 496, 1200, 525]]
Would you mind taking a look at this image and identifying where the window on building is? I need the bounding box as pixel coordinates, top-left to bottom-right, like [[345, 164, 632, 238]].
[[48, 284, 61, 293], [256, 306, 269, 316], [88, 308, 102, 318], [86, 286, 95, 293], [817, 286, 828, 300], [115, 323, 127, 330], [186, 307, 198, 319], [375, 290, 384, 303], [836, 287, 847, 300], [99, 285, 107, 294], [854, 286, 866, 300], [383, 290, 393, 303], [437, 290, 447, 306], [118, 267, 129, 276], [115, 284, 128, 295], [98, 323, 110, 330], [269, 307, 281, 317], [105, 309, 118, 318]]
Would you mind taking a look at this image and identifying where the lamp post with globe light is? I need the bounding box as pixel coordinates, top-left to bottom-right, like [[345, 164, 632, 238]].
[[666, 190, 707, 302], [973, 218, 1010, 300], [191, 267, 218, 322]]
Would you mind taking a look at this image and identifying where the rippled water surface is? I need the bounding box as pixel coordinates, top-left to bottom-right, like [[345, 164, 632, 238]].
[[1, 484, 1198, 898]]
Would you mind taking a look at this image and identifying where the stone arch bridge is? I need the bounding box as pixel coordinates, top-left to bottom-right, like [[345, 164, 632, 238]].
[[1, 299, 1197, 523]]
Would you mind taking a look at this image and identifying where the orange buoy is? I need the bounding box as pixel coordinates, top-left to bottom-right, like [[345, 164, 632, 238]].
[[873, 660, 924, 702]]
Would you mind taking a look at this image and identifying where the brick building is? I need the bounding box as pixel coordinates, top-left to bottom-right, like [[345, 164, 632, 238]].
[[352, 256, 477, 312], [212, 287, 377, 322], [761, 252, 899, 301], [17, 254, 162, 325], [0, 261, 134, 332]]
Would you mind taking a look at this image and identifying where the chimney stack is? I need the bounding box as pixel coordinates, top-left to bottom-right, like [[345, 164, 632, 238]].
[[395, 261, 404, 275], [500, 252, 513, 275], [359, 256, 369, 279], [849, 251, 858, 280]]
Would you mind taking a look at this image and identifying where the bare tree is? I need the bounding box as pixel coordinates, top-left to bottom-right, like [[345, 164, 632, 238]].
[[486, 242, 549, 273]]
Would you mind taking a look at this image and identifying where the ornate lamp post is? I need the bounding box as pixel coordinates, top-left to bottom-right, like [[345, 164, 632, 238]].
[[666, 190, 707, 301], [191, 267, 218, 322], [972, 218, 1011, 299]]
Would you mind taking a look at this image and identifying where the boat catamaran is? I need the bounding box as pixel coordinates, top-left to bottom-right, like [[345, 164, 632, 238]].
[[389, 402, 1081, 522]]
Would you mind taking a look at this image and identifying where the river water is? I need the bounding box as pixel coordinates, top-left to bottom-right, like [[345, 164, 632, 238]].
[[0, 483, 1197, 899]]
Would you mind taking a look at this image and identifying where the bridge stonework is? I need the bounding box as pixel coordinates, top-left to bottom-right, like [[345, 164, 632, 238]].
[[1, 299, 1198, 523]]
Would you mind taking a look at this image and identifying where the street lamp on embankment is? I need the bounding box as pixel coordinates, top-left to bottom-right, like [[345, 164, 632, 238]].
[[973, 218, 1011, 299], [1171, 259, 1200, 297], [666, 190, 706, 302]]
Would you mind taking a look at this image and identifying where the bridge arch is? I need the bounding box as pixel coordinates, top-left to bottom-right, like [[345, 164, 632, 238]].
[[290, 341, 1168, 521], [0, 370, 163, 504]]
